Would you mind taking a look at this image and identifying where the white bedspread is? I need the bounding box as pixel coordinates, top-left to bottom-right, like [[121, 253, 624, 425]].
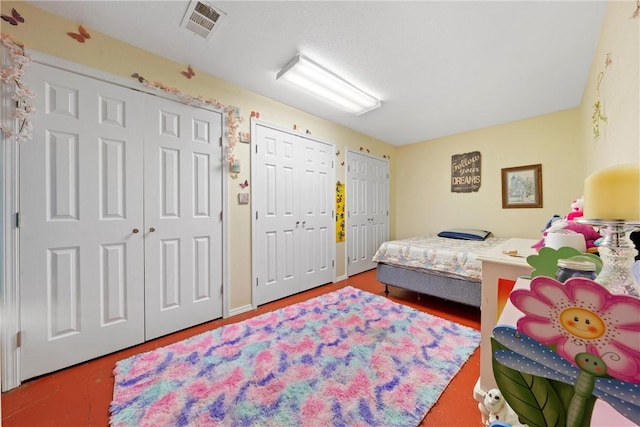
[[372, 234, 507, 280]]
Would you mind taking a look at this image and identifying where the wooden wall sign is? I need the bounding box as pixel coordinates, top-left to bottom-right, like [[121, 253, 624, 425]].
[[451, 151, 481, 193]]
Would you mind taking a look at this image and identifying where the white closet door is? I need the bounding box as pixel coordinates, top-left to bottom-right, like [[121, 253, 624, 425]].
[[370, 157, 389, 263], [19, 63, 145, 380], [347, 150, 389, 276], [143, 96, 223, 340], [253, 123, 335, 305], [254, 125, 301, 304], [299, 137, 333, 291]]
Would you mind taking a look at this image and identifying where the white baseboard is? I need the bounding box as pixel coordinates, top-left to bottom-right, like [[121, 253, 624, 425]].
[[334, 274, 348, 282], [227, 304, 254, 317]]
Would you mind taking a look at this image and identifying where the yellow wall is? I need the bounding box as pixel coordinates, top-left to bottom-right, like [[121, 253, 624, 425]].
[[1, 1, 397, 311], [395, 109, 582, 240], [579, 0, 640, 173], [395, 0, 639, 240]]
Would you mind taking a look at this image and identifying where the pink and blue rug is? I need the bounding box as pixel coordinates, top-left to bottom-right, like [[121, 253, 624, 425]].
[[110, 286, 480, 426]]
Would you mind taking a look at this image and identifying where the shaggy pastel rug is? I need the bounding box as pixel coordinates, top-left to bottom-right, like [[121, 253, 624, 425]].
[[110, 286, 480, 426]]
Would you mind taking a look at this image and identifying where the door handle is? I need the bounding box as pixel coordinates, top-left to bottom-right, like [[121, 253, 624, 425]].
[[132, 228, 140, 234], [302, 221, 306, 227], [296, 221, 300, 227], [149, 227, 156, 233]]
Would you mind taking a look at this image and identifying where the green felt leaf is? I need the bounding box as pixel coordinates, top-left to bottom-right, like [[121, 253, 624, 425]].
[[526, 247, 601, 278], [491, 338, 566, 427]]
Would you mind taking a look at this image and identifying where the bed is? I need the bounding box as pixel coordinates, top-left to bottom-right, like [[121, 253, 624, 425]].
[[372, 231, 508, 308]]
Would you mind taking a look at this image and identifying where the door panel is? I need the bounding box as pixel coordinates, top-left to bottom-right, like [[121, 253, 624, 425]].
[[347, 151, 389, 276], [299, 138, 333, 291], [20, 63, 145, 380], [255, 127, 300, 304], [143, 96, 223, 340], [347, 154, 371, 275]]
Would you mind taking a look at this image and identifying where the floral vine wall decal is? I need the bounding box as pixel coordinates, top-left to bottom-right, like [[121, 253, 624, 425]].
[[130, 72, 243, 164], [0, 33, 35, 143], [592, 70, 607, 142], [632, 0, 639, 19], [67, 25, 91, 43]]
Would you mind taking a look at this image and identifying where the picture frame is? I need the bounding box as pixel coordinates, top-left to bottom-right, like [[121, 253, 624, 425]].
[[501, 163, 542, 208]]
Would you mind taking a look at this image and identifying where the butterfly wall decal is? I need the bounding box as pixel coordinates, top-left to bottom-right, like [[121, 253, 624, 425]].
[[239, 179, 249, 189], [250, 111, 260, 119], [632, 0, 639, 19], [67, 25, 91, 43], [1, 8, 24, 26], [181, 66, 195, 79]]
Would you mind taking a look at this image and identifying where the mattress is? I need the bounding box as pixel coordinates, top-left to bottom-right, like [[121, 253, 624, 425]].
[[372, 234, 507, 280]]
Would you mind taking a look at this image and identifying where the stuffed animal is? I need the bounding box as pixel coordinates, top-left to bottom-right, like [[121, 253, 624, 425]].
[[531, 219, 602, 252], [566, 197, 584, 220], [483, 389, 525, 427], [532, 196, 601, 252]]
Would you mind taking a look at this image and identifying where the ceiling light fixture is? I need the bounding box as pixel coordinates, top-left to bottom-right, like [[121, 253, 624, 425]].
[[276, 54, 381, 116]]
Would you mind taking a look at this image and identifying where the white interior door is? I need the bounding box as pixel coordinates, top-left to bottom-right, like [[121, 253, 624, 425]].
[[347, 150, 389, 276], [254, 125, 301, 304], [19, 63, 145, 380], [299, 137, 333, 291], [253, 122, 335, 305], [19, 63, 225, 380], [143, 96, 223, 340], [370, 157, 389, 262]]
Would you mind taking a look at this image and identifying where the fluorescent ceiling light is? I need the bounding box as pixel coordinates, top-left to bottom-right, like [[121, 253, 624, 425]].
[[276, 54, 381, 116]]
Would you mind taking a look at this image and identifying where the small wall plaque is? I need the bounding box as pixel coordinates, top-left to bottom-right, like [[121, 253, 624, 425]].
[[451, 151, 481, 193]]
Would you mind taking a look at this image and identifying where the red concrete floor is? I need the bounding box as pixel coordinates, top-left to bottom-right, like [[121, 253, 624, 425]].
[[1, 269, 482, 426]]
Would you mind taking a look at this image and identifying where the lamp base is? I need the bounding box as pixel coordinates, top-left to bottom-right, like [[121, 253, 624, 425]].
[[576, 219, 640, 297]]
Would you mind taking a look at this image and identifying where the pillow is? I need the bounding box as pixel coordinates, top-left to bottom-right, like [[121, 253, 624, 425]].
[[437, 228, 492, 241]]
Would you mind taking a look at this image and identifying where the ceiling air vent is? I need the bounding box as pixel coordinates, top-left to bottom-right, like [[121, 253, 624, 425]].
[[180, 1, 226, 40]]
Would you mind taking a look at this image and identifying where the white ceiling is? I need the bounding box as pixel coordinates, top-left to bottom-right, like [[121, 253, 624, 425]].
[[28, 0, 607, 146]]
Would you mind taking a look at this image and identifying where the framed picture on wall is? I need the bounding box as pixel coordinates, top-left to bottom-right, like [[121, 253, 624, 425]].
[[501, 164, 542, 208]]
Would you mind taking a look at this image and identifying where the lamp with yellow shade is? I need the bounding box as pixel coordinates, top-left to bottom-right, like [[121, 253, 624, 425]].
[[578, 163, 640, 297]]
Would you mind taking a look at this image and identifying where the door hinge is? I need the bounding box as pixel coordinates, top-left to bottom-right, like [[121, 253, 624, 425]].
[[219, 136, 222, 147], [220, 211, 223, 221], [332, 259, 335, 268], [347, 257, 351, 264], [255, 211, 258, 220], [348, 165, 351, 172], [256, 277, 259, 287], [16, 331, 22, 348], [332, 210, 334, 218], [16, 212, 21, 228], [255, 145, 258, 154]]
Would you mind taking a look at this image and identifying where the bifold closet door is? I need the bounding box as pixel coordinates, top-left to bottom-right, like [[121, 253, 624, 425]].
[[143, 96, 223, 340], [347, 151, 389, 276], [19, 63, 225, 381], [19, 63, 146, 380], [253, 123, 334, 305]]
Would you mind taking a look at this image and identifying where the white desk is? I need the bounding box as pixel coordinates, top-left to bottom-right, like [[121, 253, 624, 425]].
[[473, 238, 536, 423]]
